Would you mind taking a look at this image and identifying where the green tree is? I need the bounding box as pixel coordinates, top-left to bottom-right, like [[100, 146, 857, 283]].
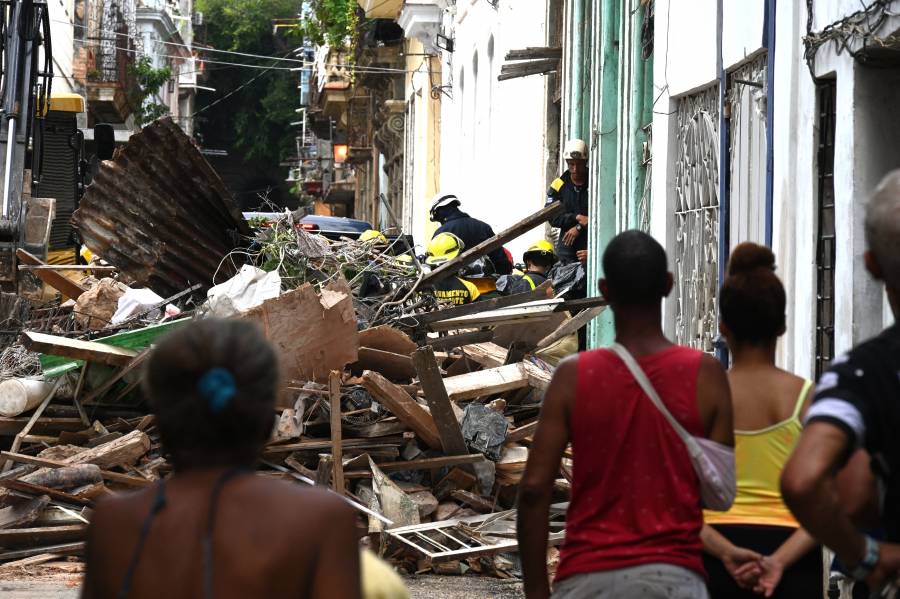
[[128, 56, 172, 127], [194, 0, 300, 196]]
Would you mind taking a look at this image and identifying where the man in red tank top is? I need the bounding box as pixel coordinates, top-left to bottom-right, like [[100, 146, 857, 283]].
[[517, 231, 735, 598]]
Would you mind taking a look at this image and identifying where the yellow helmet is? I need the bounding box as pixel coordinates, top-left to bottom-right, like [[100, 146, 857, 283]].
[[523, 239, 556, 263], [359, 229, 388, 245], [425, 232, 464, 266]]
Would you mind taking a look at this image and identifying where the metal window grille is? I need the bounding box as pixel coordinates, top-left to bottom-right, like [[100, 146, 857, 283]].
[[815, 80, 837, 378], [673, 86, 720, 352]]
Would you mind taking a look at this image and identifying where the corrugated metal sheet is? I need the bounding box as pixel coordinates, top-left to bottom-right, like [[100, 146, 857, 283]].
[[72, 117, 250, 297]]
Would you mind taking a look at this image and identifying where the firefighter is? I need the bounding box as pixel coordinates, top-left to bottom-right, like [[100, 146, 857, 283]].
[[429, 192, 513, 274], [547, 139, 590, 265], [425, 232, 482, 305], [499, 240, 557, 295]]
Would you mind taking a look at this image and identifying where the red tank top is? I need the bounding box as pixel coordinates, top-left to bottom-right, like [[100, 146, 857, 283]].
[[555, 345, 706, 582]]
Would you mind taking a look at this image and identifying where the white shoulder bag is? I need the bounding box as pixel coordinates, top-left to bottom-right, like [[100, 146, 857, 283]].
[[609, 343, 736, 511]]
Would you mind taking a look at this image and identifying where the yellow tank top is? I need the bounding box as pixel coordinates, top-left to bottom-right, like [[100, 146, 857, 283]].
[[704, 380, 812, 527]]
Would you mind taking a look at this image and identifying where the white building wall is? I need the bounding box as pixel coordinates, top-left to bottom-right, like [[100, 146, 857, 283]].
[[436, 0, 549, 260], [654, 0, 900, 378], [48, 0, 77, 94]]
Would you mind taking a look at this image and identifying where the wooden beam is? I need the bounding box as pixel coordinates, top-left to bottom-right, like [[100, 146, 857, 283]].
[[522, 362, 553, 392], [360, 371, 442, 449], [412, 346, 470, 460], [0, 495, 50, 529], [505, 47, 562, 60], [462, 342, 508, 368], [442, 363, 530, 402], [538, 305, 607, 349], [425, 329, 494, 351], [506, 421, 539, 444], [21, 331, 139, 367], [418, 202, 564, 287], [15, 249, 88, 300], [355, 347, 414, 381], [342, 454, 484, 478], [0, 542, 84, 562], [398, 286, 550, 328], [0, 480, 92, 506], [428, 300, 562, 332], [328, 371, 344, 495], [265, 435, 404, 454], [498, 59, 559, 81], [18, 265, 117, 272], [0, 524, 86, 548], [0, 451, 152, 488]]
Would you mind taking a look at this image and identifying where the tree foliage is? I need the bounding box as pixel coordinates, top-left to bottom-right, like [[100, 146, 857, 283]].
[[128, 56, 172, 127], [298, 0, 358, 47], [194, 0, 300, 166]]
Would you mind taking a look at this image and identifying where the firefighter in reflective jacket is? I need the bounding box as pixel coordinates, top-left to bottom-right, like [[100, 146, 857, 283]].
[[425, 232, 482, 305], [547, 139, 590, 264], [498, 240, 558, 295]]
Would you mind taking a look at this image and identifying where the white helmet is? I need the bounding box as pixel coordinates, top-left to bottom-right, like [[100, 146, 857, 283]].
[[563, 139, 588, 161], [429, 192, 460, 220]]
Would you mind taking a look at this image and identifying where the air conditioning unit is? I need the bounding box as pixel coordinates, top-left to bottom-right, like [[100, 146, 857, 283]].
[[192, 11, 204, 26]]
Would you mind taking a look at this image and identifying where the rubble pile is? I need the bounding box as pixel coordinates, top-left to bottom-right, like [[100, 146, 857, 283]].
[[0, 118, 605, 583]]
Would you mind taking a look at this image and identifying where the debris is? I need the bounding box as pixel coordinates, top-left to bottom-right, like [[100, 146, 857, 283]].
[[0, 378, 54, 417], [74, 278, 129, 330], [110, 288, 179, 325], [460, 403, 509, 461], [204, 265, 281, 318], [15, 249, 88, 301], [72, 118, 250, 297]]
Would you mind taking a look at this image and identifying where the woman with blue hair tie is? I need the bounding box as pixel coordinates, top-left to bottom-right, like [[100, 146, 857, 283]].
[[81, 318, 362, 599]]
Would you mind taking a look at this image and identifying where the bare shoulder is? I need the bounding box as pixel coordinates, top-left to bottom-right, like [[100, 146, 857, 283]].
[[551, 354, 579, 382], [91, 485, 157, 525], [250, 477, 354, 521]]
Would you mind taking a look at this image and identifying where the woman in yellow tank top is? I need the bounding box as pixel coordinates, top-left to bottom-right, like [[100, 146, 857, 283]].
[[700, 243, 821, 599]]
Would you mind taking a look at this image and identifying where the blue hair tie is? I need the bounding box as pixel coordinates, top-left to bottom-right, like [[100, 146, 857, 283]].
[[197, 367, 237, 414]]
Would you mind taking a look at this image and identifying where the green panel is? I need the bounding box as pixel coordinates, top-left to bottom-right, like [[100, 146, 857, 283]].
[[40, 319, 189, 378], [586, 0, 621, 349]]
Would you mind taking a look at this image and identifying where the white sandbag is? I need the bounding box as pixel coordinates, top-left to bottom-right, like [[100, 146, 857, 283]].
[[0, 378, 53, 417], [110, 288, 179, 325], [204, 265, 282, 318]]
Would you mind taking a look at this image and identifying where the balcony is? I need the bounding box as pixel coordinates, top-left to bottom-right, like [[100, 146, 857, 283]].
[[398, 0, 446, 54], [357, 0, 402, 19], [81, 40, 138, 123]]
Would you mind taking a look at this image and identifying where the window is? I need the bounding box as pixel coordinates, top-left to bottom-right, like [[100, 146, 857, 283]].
[[815, 79, 837, 378], [673, 85, 720, 353]]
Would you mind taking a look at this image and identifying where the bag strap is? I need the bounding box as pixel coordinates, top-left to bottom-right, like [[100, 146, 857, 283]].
[[609, 343, 703, 459]]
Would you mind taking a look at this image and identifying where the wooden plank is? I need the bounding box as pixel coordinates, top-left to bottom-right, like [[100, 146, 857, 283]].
[[450, 490, 495, 513], [328, 371, 344, 495], [412, 346, 470, 460], [0, 480, 92, 506], [39, 320, 188, 379], [398, 286, 550, 328], [0, 451, 152, 488], [418, 202, 564, 287], [0, 542, 84, 562], [425, 329, 494, 351], [522, 362, 553, 392], [358, 325, 417, 355], [19, 265, 116, 272], [0, 496, 50, 529], [360, 371, 442, 449], [442, 364, 530, 402], [428, 300, 562, 332], [355, 347, 414, 381], [498, 59, 559, 81], [264, 435, 405, 455], [15, 249, 88, 300], [462, 342, 508, 368], [0, 551, 63, 570], [537, 305, 607, 349], [0, 524, 86, 548], [314, 455, 332, 487], [22, 331, 139, 368], [506, 421, 539, 444], [343, 454, 484, 478], [0, 417, 84, 436], [505, 47, 562, 60]]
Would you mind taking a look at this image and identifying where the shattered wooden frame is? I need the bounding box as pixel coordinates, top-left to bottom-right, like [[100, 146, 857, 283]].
[[387, 503, 567, 562]]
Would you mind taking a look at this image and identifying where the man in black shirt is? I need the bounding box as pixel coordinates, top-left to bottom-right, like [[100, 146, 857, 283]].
[[547, 139, 590, 265], [782, 170, 900, 591], [429, 193, 513, 275]]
